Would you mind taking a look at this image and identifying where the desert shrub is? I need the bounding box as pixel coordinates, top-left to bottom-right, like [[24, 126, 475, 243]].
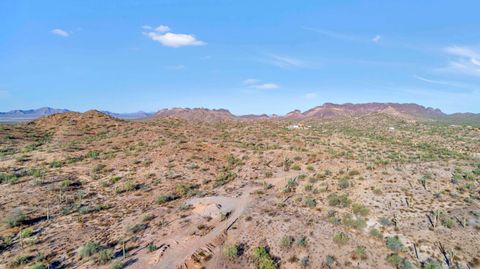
[[49, 160, 64, 168], [291, 164, 301, 171], [115, 180, 138, 193], [283, 178, 298, 193], [304, 184, 313, 191], [354, 246, 367, 259], [79, 204, 109, 214], [156, 194, 178, 204], [20, 227, 34, 239], [176, 183, 199, 196], [252, 246, 277, 269], [423, 258, 441, 269], [299, 256, 309, 267], [369, 228, 383, 239], [87, 150, 100, 159], [60, 179, 73, 189], [0, 172, 18, 184], [325, 255, 335, 266], [9, 255, 29, 267], [129, 223, 148, 234], [215, 171, 237, 187], [327, 193, 351, 208], [352, 203, 369, 216], [78, 241, 100, 258], [223, 244, 238, 259], [97, 249, 113, 264], [386, 236, 404, 252], [306, 165, 314, 171], [29, 263, 48, 269], [333, 232, 349, 246], [279, 235, 294, 248], [147, 244, 159, 252], [386, 253, 414, 269], [110, 260, 124, 269], [379, 217, 392, 226], [342, 214, 366, 230], [304, 197, 317, 207], [337, 178, 350, 189], [296, 236, 307, 247], [142, 213, 155, 222], [5, 209, 28, 227]]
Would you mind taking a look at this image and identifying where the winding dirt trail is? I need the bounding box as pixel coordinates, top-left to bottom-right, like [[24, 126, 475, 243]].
[[147, 174, 291, 269]]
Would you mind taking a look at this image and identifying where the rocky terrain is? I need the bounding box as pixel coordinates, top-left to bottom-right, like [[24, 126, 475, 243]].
[[0, 104, 479, 269]]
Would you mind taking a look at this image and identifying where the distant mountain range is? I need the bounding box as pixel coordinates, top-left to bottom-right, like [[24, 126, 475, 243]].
[[1, 103, 480, 125], [0, 107, 154, 122]]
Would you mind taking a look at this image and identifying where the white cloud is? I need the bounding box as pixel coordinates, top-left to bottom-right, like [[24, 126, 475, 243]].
[[243, 78, 259, 85], [142, 25, 152, 30], [51, 29, 69, 37], [372, 35, 381, 43], [304, 92, 318, 99], [155, 25, 171, 33], [252, 83, 279, 89], [143, 25, 206, 48]]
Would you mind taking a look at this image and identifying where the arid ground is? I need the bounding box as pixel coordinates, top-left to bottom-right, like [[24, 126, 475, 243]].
[[1, 110, 479, 269]]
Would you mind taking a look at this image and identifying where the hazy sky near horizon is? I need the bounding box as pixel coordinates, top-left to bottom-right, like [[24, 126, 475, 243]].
[[1, 0, 480, 114]]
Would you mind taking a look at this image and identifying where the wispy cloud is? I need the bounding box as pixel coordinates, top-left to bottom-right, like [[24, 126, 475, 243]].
[[441, 46, 480, 76], [165, 64, 185, 70], [243, 79, 279, 90], [372, 35, 381, 43], [51, 28, 69, 37], [253, 83, 279, 89], [304, 92, 318, 99], [303, 27, 358, 42], [304, 27, 382, 44], [262, 54, 306, 68], [413, 74, 475, 93], [243, 78, 259, 85], [143, 25, 206, 48]]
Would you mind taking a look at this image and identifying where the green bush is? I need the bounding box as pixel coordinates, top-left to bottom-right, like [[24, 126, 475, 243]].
[[97, 249, 114, 264], [423, 258, 441, 269], [337, 178, 350, 189], [386, 253, 414, 269], [252, 246, 277, 269], [352, 203, 369, 216], [279, 235, 294, 248], [386, 236, 404, 252], [5, 209, 28, 227], [9, 255, 29, 267], [215, 171, 237, 187], [223, 244, 238, 259], [0, 172, 18, 184], [110, 260, 124, 269], [156, 194, 178, 204], [333, 232, 349, 246], [78, 241, 100, 258], [29, 263, 48, 269], [327, 193, 351, 208], [304, 197, 317, 207]]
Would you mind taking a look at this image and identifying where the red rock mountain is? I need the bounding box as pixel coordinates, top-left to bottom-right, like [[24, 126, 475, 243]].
[[286, 103, 445, 119]]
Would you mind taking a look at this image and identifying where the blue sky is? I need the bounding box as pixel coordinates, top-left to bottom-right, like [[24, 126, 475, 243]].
[[1, 0, 480, 114]]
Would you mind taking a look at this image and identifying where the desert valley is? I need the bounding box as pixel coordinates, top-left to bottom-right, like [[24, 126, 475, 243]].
[[0, 103, 479, 269]]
